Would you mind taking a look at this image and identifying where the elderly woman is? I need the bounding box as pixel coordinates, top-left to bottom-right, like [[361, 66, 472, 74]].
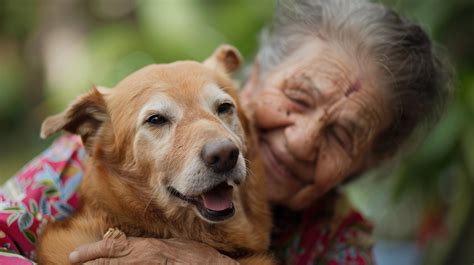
[[0, 0, 450, 264]]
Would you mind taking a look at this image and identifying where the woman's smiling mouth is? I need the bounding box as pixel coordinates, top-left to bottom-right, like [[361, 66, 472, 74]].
[[259, 138, 306, 192]]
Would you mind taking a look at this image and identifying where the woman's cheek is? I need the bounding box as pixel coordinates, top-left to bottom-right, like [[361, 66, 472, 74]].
[[253, 92, 292, 129], [314, 146, 352, 193]]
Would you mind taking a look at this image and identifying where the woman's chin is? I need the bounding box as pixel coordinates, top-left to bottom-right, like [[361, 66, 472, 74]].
[[258, 140, 304, 205], [265, 175, 291, 205]]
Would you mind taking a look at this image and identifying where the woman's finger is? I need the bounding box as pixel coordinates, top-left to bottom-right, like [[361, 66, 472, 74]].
[[83, 258, 117, 265], [69, 238, 131, 264], [83, 258, 137, 265]]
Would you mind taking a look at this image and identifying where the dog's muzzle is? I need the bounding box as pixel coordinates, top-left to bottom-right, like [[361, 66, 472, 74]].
[[167, 138, 243, 223]]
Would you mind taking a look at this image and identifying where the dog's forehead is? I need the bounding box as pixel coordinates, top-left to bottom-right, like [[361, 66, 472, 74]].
[[115, 62, 218, 91], [112, 62, 236, 106], [139, 84, 233, 114]]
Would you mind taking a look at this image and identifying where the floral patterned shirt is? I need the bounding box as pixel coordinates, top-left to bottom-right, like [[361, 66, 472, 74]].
[[0, 135, 374, 264], [271, 192, 374, 264], [0, 135, 84, 264]]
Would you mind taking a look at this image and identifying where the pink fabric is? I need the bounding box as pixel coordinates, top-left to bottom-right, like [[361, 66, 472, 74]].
[[0, 135, 85, 264]]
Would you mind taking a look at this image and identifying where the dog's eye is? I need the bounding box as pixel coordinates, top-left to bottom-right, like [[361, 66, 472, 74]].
[[146, 114, 169, 126], [217, 102, 234, 115]]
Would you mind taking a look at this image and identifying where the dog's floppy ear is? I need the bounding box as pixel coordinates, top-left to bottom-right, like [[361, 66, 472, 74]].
[[41, 86, 110, 147], [204, 44, 243, 74]]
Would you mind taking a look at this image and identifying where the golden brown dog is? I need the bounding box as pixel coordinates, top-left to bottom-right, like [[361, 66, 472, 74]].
[[37, 45, 273, 264]]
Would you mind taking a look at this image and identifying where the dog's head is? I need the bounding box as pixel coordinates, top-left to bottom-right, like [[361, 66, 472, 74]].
[[41, 45, 251, 223]]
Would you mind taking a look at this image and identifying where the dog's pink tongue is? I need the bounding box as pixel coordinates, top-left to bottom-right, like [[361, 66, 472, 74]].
[[201, 184, 233, 211]]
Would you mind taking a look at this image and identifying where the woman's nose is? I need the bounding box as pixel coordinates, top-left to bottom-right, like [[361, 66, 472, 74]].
[[284, 118, 323, 162]]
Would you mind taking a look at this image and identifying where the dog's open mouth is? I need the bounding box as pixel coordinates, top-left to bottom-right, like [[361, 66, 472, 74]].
[[167, 182, 235, 222]]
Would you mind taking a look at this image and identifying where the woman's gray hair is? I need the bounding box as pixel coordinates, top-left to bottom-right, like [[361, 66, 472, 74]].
[[258, 0, 453, 157]]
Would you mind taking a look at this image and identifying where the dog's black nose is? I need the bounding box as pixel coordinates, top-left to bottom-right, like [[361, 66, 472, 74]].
[[201, 139, 239, 173]]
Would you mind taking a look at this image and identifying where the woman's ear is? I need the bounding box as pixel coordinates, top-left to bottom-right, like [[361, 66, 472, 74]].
[[203, 44, 243, 74], [41, 86, 110, 148]]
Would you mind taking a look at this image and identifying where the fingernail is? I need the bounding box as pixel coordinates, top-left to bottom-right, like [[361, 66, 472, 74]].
[[69, 251, 80, 263]]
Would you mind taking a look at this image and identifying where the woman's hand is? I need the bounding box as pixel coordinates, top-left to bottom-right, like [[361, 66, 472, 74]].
[[69, 237, 239, 265]]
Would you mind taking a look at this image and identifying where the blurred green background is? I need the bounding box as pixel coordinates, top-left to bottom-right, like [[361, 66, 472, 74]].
[[0, 1, 472, 264]]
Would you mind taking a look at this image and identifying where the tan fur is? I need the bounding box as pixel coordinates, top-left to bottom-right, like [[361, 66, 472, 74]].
[[37, 45, 274, 264]]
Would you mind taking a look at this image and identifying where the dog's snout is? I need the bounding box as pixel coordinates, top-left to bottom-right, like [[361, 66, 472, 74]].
[[201, 139, 239, 173]]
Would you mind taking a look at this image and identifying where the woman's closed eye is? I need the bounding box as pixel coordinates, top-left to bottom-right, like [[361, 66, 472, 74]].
[[281, 75, 318, 109], [329, 124, 353, 154], [282, 86, 315, 109]]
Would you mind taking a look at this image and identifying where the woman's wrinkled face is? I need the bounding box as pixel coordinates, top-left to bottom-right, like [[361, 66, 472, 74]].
[[242, 40, 392, 210]]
